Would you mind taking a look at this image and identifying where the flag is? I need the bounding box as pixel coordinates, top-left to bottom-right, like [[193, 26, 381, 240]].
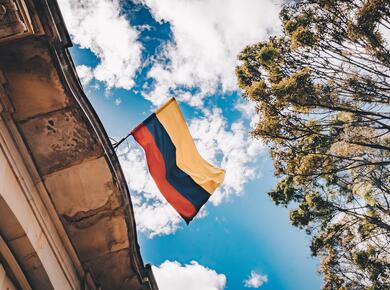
[[132, 98, 225, 223]]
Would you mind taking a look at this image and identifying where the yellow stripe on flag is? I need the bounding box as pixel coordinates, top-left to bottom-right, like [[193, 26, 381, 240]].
[[156, 98, 225, 194]]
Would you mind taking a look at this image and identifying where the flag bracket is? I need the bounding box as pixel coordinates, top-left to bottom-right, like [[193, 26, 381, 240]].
[[113, 132, 132, 149]]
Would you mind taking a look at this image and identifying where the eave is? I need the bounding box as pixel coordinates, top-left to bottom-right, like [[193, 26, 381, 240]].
[[0, 0, 158, 289]]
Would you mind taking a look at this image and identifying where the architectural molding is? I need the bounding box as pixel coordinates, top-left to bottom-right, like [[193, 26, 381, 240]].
[[0, 236, 31, 290], [0, 0, 40, 43], [0, 112, 83, 289]]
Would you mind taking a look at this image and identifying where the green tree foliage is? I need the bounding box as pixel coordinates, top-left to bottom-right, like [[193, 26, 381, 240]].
[[236, 0, 390, 289]]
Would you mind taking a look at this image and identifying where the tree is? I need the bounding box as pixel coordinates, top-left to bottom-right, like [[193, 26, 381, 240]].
[[236, 0, 390, 289]]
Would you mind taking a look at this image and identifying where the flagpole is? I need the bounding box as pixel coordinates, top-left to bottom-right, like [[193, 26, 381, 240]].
[[113, 132, 132, 149]]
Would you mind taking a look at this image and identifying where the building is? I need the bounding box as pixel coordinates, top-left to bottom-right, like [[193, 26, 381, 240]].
[[0, 0, 158, 289]]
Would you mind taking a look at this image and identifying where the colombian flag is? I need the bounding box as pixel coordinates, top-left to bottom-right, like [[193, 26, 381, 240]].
[[132, 98, 225, 223]]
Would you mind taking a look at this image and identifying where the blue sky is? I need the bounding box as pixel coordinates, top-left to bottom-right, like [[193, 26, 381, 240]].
[[59, 0, 322, 289]]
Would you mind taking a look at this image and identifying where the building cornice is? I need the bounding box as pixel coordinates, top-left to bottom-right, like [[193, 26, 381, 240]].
[[0, 0, 158, 289]]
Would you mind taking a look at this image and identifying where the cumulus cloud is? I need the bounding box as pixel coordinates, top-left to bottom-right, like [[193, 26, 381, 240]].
[[235, 99, 260, 129], [58, 0, 142, 90], [152, 260, 226, 290], [135, 0, 281, 107], [243, 271, 268, 288], [76, 65, 94, 86], [189, 109, 264, 205], [118, 107, 263, 237]]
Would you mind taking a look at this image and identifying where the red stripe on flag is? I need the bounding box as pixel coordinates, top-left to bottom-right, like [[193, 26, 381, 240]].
[[132, 124, 197, 220]]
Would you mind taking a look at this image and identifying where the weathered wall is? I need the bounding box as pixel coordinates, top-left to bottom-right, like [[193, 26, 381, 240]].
[[0, 1, 159, 289], [0, 128, 77, 289]]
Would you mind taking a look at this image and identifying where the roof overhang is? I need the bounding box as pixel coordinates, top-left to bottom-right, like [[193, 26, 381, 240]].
[[0, 0, 158, 289]]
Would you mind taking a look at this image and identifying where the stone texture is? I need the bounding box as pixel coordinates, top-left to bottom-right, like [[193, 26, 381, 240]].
[[86, 249, 140, 290], [20, 108, 101, 175], [44, 156, 121, 217], [64, 211, 130, 262], [0, 41, 71, 121]]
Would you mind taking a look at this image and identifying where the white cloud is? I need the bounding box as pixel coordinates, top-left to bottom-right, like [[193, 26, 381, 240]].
[[76, 65, 93, 86], [235, 99, 259, 129], [379, 24, 390, 48], [152, 260, 226, 290], [114, 98, 122, 106], [189, 109, 264, 205], [135, 24, 154, 32], [244, 271, 268, 288], [58, 0, 143, 90], [135, 0, 281, 107]]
